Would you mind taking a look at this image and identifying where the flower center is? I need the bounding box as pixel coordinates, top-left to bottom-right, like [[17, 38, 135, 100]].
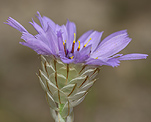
[[63, 33, 92, 60]]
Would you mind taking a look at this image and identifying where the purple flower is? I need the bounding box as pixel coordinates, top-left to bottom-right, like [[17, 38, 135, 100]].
[[5, 12, 148, 67]]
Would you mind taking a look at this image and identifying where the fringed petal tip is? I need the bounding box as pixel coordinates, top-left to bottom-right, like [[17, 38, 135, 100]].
[[118, 53, 148, 60], [5, 17, 28, 33], [106, 53, 148, 67]]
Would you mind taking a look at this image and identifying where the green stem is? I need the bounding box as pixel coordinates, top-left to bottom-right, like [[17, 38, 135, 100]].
[[57, 113, 66, 122], [58, 104, 66, 122], [50, 104, 74, 122]]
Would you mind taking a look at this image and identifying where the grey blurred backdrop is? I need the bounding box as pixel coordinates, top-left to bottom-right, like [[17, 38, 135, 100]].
[[0, 0, 151, 122]]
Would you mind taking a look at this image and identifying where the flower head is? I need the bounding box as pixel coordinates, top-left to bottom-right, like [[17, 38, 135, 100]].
[[5, 12, 148, 67], [5, 12, 149, 121]]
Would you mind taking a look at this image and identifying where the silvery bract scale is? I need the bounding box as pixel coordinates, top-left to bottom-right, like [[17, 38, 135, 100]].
[[38, 55, 100, 122]]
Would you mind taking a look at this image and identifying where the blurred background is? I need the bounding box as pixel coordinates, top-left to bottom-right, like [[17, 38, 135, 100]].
[[0, 0, 151, 122]]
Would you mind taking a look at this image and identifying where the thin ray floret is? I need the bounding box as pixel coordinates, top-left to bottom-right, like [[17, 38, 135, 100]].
[[5, 12, 147, 67]]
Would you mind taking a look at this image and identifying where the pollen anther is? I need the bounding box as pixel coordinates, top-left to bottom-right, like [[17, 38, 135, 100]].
[[77, 40, 81, 51], [63, 40, 67, 55], [71, 33, 76, 53], [84, 38, 92, 47], [74, 33, 76, 42], [70, 56, 74, 59]]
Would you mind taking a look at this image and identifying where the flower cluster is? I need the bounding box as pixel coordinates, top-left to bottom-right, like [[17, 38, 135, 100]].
[[5, 12, 147, 67]]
